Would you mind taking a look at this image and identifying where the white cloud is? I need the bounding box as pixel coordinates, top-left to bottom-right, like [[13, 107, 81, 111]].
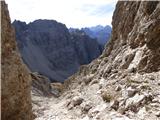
[[5, 0, 117, 28]]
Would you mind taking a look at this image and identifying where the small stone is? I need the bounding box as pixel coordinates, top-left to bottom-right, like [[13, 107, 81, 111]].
[[81, 102, 92, 114], [115, 86, 121, 91], [118, 98, 126, 106], [125, 93, 145, 109], [128, 67, 136, 73], [96, 90, 101, 95], [88, 104, 107, 118], [66, 96, 84, 110], [110, 100, 119, 110], [152, 98, 160, 103], [84, 78, 92, 85], [65, 101, 73, 110], [65, 100, 71, 107], [72, 96, 84, 106], [118, 107, 126, 114], [99, 84, 103, 89], [101, 90, 113, 102], [137, 107, 147, 119], [155, 111, 160, 117], [112, 69, 118, 73], [150, 103, 160, 108], [90, 79, 99, 85], [126, 87, 137, 97], [149, 76, 155, 80], [82, 116, 90, 120]]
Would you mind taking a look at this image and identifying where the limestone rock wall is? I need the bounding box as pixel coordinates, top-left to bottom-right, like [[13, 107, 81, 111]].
[[1, 1, 33, 120], [101, 1, 160, 73]]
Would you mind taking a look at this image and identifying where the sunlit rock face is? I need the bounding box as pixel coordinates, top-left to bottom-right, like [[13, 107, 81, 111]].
[[1, 1, 33, 120], [101, 1, 160, 73], [13, 20, 101, 82]]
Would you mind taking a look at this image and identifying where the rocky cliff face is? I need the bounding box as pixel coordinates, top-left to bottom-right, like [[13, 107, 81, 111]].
[[13, 20, 101, 82], [70, 29, 101, 64], [1, 1, 33, 120], [100, 1, 160, 73]]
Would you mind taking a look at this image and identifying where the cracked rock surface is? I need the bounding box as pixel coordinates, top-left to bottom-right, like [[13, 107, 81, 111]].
[[1, 1, 33, 120]]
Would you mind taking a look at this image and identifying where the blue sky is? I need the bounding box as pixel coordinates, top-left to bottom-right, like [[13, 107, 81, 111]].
[[6, 0, 117, 28]]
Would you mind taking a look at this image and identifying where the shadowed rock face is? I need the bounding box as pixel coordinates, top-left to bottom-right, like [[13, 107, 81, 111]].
[[1, 1, 33, 120], [13, 20, 101, 82], [82, 25, 112, 51], [69, 29, 102, 65]]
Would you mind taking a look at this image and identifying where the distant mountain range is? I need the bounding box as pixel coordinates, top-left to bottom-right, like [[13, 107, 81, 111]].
[[13, 20, 102, 82], [82, 25, 111, 44], [70, 25, 112, 51]]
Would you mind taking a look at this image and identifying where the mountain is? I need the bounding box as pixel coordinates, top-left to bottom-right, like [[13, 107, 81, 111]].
[[82, 25, 112, 50], [1, 1, 33, 120], [13, 20, 101, 82]]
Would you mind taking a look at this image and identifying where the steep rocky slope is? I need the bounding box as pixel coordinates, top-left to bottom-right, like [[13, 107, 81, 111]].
[[32, 1, 160, 120], [13, 20, 101, 82], [1, 1, 33, 120]]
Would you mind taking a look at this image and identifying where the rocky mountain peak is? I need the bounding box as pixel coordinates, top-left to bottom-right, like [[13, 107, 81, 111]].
[[13, 20, 102, 82]]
